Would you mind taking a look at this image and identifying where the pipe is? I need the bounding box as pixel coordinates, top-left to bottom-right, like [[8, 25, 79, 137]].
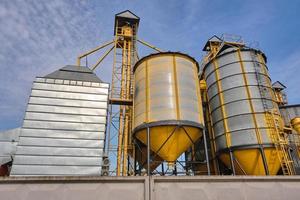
[[77, 40, 114, 66], [91, 46, 114, 71], [202, 128, 211, 175], [291, 117, 300, 134], [137, 39, 162, 52], [147, 126, 151, 176]]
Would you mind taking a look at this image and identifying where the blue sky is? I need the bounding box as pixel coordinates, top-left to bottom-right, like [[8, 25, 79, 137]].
[[0, 0, 300, 130]]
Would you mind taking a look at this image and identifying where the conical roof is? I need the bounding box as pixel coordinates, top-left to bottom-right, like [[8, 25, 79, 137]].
[[44, 65, 102, 82], [272, 81, 286, 91], [114, 10, 140, 35], [203, 35, 222, 51], [115, 10, 139, 20]]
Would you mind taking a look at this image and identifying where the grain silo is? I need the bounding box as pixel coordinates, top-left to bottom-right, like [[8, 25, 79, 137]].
[[201, 35, 294, 175], [133, 52, 206, 174], [10, 65, 109, 176]]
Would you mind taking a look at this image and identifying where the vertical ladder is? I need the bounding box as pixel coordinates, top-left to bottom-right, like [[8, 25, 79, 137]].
[[268, 111, 295, 175], [251, 51, 294, 175]]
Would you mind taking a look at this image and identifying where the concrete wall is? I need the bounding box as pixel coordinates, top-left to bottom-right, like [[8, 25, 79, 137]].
[[0, 176, 300, 200]]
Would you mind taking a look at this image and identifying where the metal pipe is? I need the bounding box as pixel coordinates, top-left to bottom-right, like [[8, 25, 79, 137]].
[[137, 39, 162, 52], [134, 142, 137, 176], [91, 46, 114, 71], [229, 149, 236, 175], [260, 147, 270, 175], [77, 40, 114, 66], [202, 128, 211, 175], [147, 126, 151, 176], [234, 156, 247, 175]]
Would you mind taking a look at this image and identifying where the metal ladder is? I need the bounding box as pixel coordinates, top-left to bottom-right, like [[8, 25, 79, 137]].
[[251, 51, 294, 175], [268, 111, 294, 175]]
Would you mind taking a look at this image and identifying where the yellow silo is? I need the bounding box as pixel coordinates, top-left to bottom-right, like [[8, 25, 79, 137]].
[[133, 52, 204, 168], [201, 35, 294, 175]]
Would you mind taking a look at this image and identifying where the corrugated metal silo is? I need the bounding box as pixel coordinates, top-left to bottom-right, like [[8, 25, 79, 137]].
[[11, 65, 109, 176], [133, 52, 204, 169], [201, 36, 287, 175]]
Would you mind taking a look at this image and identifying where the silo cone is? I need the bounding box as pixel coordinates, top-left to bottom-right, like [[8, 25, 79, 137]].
[[133, 52, 204, 165], [202, 37, 283, 175]]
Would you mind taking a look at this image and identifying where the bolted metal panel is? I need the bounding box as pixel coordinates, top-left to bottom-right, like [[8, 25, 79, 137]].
[[11, 72, 109, 176], [28, 96, 108, 108], [204, 48, 278, 149], [20, 128, 105, 140], [134, 53, 203, 128], [11, 166, 103, 176], [26, 104, 107, 116], [15, 146, 103, 157]]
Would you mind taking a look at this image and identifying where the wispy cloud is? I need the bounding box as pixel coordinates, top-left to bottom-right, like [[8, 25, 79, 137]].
[[0, 0, 299, 130], [0, 0, 105, 129]]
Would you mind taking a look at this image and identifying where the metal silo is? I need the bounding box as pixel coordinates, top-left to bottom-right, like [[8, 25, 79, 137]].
[[11, 65, 109, 176], [279, 104, 300, 174], [133, 52, 205, 173], [201, 35, 294, 175]]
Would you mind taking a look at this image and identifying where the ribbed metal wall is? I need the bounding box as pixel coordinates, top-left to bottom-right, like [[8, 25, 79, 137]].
[[11, 75, 109, 176], [279, 105, 300, 173], [133, 52, 204, 165], [202, 47, 282, 175], [204, 48, 276, 150], [280, 104, 300, 126]]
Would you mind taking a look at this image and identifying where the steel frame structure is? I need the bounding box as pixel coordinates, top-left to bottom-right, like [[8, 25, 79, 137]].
[[76, 11, 162, 176], [132, 121, 210, 176]]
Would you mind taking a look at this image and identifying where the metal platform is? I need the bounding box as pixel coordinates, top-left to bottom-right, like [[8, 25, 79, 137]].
[[0, 176, 299, 200]]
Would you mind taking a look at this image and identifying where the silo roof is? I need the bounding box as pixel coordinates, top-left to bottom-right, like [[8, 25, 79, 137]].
[[44, 65, 103, 82], [133, 52, 199, 73]]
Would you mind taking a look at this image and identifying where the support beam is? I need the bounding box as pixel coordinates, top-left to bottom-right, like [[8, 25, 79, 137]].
[[91, 46, 114, 71], [77, 40, 114, 66], [202, 129, 211, 175], [137, 39, 162, 52]]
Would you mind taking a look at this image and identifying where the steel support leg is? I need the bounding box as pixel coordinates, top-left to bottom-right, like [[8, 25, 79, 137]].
[[203, 129, 211, 175], [260, 146, 270, 175], [229, 149, 236, 175], [147, 126, 151, 176]]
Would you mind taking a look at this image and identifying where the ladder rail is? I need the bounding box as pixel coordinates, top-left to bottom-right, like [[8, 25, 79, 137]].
[[251, 51, 294, 175]]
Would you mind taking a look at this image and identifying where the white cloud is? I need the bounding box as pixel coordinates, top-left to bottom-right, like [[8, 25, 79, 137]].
[[0, 0, 107, 129], [0, 0, 299, 130]]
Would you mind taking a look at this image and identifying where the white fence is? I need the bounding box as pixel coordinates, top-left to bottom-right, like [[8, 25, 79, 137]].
[[0, 176, 299, 200]]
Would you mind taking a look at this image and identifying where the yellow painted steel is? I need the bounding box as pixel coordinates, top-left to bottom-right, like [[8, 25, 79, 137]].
[[203, 40, 284, 175], [200, 79, 219, 175], [291, 117, 300, 134], [113, 19, 137, 176], [133, 53, 204, 163], [215, 50, 282, 175], [219, 148, 281, 175], [135, 126, 201, 162], [211, 59, 231, 147]]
